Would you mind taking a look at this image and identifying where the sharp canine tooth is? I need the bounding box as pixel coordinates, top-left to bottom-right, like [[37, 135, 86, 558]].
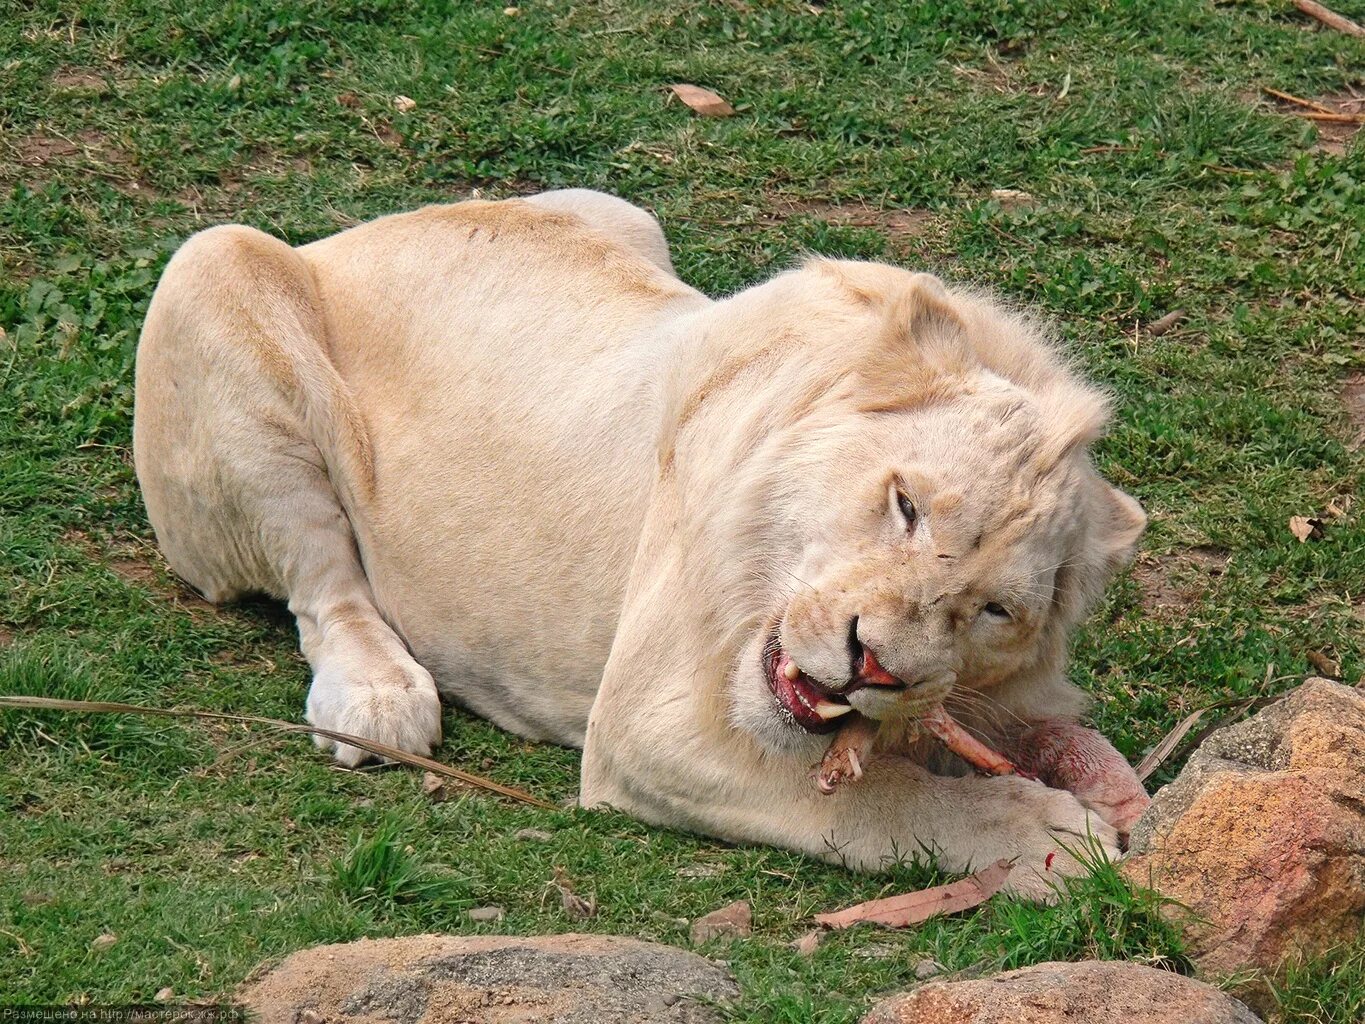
[[783, 661, 801, 681], [814, 700, 855, 720]]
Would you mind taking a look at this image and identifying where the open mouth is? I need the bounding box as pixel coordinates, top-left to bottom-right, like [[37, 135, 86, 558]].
[[763, 634, 855, 734]]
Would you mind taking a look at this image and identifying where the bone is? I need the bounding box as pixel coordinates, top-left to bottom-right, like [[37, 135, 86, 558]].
[[816, 713, 880, 793], [817, 704, 1030, 794], [920, 705, 1033, 779]]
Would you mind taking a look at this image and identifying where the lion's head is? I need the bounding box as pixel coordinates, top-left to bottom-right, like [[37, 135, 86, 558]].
[[678, 260, 1146, 755]]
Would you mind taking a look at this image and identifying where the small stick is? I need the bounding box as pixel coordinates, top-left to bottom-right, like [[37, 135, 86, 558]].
[[1262, 87, 1336, 114], [1298, 111, 1365, 123], [1294, 0, 1365, 38], [0, 694, 555, 808], [1146, 309, 1186, 337]]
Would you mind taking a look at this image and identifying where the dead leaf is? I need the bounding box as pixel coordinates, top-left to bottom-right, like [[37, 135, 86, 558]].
[[336, 91, 360, 108], [153, 988, 174, 1003], [551, 867, 596, 920], [393, 94, 416, 113], [690, 900, 752, 943], [814, 860, 1012, 929], [791, 929, 823, 956], [1307, 650, 1341, 678], [1325, 495, 1353, 519], [91, 932, 117, 951], [466, 905, 505, 923], [669, 83, 735, 118], [1289, 515, 1324, 543], [513, 827, 553, 841], [1135, 705, 1210, 782]]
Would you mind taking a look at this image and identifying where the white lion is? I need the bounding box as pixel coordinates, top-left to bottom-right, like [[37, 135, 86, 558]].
[[133, 190, 1148, 898]]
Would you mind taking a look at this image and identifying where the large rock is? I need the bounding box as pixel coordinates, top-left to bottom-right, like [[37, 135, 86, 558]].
[[1123, 678, 1365, 977], [861, 960, 1261, 1023], [238, 933, 738, 1024]]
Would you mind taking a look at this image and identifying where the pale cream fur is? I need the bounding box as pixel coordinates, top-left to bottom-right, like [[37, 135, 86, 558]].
[[133, 190, 1146, 898]]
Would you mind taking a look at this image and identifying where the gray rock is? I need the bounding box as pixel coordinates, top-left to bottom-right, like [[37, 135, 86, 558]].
[[465, 906, 505, 923], [912, 958, 943, 980], [239, 933, 739, 1024]]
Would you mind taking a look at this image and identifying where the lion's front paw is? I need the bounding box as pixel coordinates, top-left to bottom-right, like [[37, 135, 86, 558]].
[[305, 647, 443, 767], [961, 776, 1121, 902]]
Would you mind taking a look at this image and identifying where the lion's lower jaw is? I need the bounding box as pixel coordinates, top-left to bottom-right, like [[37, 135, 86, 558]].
[[726, 678, 831, 758]]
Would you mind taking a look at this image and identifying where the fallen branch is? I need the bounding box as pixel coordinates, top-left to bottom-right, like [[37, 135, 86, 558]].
[[814, 859, 1013, 929], [1294, 0, 1365, 38], [0, 695, 555, 808]]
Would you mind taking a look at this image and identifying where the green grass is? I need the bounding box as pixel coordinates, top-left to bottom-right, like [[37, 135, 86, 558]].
[[1266, 937, 1365, 1024], [1, 0, 1362, 1019]]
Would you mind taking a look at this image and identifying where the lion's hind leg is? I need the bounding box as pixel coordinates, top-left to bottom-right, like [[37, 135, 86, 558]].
[[133, 225, 441, 765], [526, 189, 676, 275]]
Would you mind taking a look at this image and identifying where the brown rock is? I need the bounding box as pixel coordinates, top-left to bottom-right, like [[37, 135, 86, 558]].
[[239, 933, 737, 1024], [689, 900, 752, 943], [861, 961, 1261, 1023], [1123, 678, 1365, 977]]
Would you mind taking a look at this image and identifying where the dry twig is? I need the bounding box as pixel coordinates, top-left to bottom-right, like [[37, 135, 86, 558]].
[[1146, 309, 1186, 337], [1294, 0, 1365, 38], [1299, 110, 1365, 124], [1263, 87, 1337, 114], [0, 695, 554, 808]]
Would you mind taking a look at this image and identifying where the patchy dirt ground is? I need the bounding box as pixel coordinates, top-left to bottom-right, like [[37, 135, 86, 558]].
[[1132, 547, 1231, 614], [1342, 371, 1365, 451]]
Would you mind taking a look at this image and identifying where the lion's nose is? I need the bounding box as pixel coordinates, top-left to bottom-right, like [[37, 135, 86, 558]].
[[851, 640, 907, 690]]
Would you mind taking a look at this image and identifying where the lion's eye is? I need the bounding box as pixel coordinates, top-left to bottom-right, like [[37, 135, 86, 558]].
[[896, 492, 917, 527], [982, 602, 1011, 620]]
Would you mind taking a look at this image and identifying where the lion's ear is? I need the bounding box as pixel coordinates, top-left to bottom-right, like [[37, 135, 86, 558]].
[[1053, 476, 1146, 624], [1091, 481, 1147, 576], [882, 273, 966, 349], [869, 273, 974, 383]]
